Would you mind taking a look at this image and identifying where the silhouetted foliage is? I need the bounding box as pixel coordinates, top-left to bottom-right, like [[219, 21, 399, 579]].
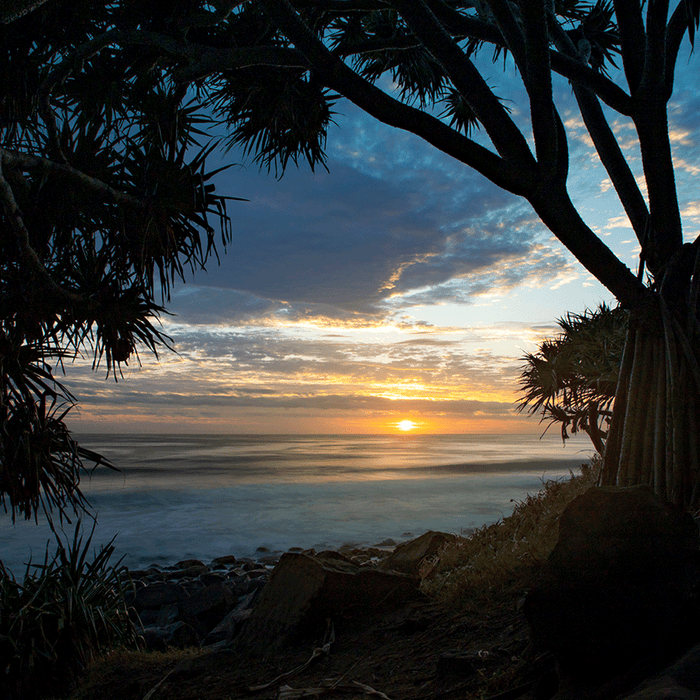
[[0, 1, 235, 522], [0, 523, 139, 698], [518, 305, 627, 455]]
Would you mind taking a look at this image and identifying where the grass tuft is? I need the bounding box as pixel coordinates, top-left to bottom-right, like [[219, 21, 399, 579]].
[[0, 523, 140, 699], [422, 459, 600, 607], [69, 648, 204, 700]]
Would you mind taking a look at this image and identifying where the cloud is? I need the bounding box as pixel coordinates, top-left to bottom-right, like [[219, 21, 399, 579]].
[[191, 159, 465, 312], [78, 60, 700, 435], [181, 98, 571, 323], [63, 314, 535, 424]]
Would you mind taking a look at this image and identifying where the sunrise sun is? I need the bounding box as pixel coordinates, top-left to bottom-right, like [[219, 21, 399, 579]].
[[397, 420, 417, 432]]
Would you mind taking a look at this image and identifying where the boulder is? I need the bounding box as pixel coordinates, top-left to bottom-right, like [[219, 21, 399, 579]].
[[212, 555, 237, 567], [379, 531, 456, 576], [524, 485, 700, 698], [132, 581, 189, 611], [623, 643, 700, 700], [201, 591, 258, 647], [140, 621, 200, 650], [175, 559, 206, 569], [233, 551, 423, 657], [178, 582, 237, 637]]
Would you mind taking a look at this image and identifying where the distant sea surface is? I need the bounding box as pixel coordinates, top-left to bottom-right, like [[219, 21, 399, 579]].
[[0, 433, 593, 575]]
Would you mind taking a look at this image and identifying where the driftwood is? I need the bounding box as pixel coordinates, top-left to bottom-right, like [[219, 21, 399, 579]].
[[278, 679, 392, 699], [247, 623, 336, 693], [142, 669, 175, 700]]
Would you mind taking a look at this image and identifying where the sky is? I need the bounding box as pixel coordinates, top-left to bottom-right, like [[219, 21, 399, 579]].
[[64, 39, 700, 436]]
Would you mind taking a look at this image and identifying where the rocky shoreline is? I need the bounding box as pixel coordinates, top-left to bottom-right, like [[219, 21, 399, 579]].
[[115, 487, 700, 700], [125, 532, 453, 652]]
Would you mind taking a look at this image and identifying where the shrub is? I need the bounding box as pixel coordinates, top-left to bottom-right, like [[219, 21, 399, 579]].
[[0, 524, 139, 699]]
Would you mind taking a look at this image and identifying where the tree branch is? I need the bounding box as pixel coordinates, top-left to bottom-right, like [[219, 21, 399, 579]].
[[420, 1, 632, 113], [0, 0, 50, 23], [665, 0, 691, 94], [329, 20, 632, 114], [529, 183, 649, 311], [390, 0, 536, 168], [548, 18, 649, 242], [644, 0, 670, 94], [181, 1, 246, 29], [613, 0, 646, 92], [0, 154, 82, 306], [39, 31, 120, 103], [292, 0, 394, 10], [574, 87, 650, 244], [1, 147, 147, 212], [549, 51, 633, 115], [632, 12, 683, 274], [172, 45, 309, 82], [520, 0, 559, 171], [257, 0, 535, 194], [481, 0, 528, 71]]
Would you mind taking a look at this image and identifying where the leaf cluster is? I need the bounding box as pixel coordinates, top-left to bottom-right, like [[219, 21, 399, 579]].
[[175, 0, 627, 172], [210, 66, 337, 174], [0, 524, 139, 699], [1, 1, 235, 522], [517, 304, 628, 454]]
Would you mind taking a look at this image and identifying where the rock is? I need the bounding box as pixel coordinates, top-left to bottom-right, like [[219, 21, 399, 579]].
[[178, 582, 237, 637], [524, 485, 700, 698], [155, 603, 180, 627], [168, 565, 210, 579], [140, 621, 200, 650], [136, 608, 160, 626], [199, 571, 227, 586], [132, 581, 189, 611], [233, 551, 423, 657], [243, 577, 268, 594], [257, 554, 281, 566], [379, 531, 456, 576], [314, 550, 361, 573], [316, 550, 352, 562], [623, 643, 700, 700], [246, 568, 269, 579], [212, 555, 237, 566], [351, 554, 370, 565], [225, 573, 252, 594], [175, 559, 206, 569], [201, 591, 259, 647]]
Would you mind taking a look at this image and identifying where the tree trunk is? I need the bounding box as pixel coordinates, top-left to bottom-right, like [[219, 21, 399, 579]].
[[601, 251, 700, 509]]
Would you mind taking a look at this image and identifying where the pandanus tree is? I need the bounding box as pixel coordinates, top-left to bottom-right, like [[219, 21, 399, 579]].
[[517, 305, 627, 456], [0, 2, 235, 521], [2, 0, 700, 512]]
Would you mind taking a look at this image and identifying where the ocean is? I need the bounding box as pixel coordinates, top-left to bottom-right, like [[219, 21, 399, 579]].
[[0, 433, 593, 576]]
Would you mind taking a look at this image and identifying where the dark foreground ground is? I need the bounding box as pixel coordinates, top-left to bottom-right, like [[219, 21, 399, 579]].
[[71, 586, 553, 700], [67, 465, 608, 700]]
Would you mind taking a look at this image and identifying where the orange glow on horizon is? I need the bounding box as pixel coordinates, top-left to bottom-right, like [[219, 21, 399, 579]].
[[397, 419, 417, 432]]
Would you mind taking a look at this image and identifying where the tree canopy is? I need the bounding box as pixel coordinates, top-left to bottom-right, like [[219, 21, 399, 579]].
[[2, 0, 700, 512], [1, 1, 236, 521]]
